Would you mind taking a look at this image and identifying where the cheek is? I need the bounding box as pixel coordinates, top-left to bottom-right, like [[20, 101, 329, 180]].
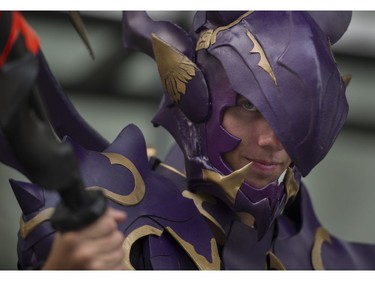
[[222, 111, 247, 140], [222, 111, 235, 134], [222, 144, 250, 173]]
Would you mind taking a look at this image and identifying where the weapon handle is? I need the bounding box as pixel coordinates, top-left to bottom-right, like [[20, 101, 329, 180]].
[[51, 189, 107, 232], [1, 11, 107, 232]]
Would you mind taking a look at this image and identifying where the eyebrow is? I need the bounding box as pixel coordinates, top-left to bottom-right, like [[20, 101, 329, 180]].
[[236, 95, 250, 103]]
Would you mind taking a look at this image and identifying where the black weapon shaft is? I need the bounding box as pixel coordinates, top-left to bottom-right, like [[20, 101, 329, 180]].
[[0, 11, 106, 231]]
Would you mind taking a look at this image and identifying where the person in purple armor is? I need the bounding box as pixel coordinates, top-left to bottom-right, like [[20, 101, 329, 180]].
[[3, 11, 375, 270]]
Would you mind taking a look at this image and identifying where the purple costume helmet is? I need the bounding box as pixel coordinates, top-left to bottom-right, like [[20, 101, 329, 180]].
[[124, 11, 352, 239]]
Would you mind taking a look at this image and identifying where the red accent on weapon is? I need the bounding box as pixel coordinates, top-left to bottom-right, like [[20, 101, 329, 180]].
[[0, 11, 40, 68]]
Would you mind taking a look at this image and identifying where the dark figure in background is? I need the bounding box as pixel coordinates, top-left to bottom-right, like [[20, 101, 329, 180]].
[[2, 11, 375, 269]]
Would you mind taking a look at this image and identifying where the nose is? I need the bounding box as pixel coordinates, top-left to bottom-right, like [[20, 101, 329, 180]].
[[257, 119, 283, 150]]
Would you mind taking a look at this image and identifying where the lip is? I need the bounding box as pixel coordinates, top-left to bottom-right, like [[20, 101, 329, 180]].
[[248, 158, 280, 173]]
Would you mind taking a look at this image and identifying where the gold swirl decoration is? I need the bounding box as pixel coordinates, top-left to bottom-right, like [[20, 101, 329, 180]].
[[267, 251, 286, 270], [182, 190, 225, 234], [152, 34, 197, 103], [87, 152, 145, 206], [122, 225, 163, 269], [194, 11, 277, 86], [123, 224, 220, 270], [19, 152, 146, 239], [165, 226, 221, 270], [196, 11, 253, 50], [19, 207, 55, 239], [311, 226, 332, 270]]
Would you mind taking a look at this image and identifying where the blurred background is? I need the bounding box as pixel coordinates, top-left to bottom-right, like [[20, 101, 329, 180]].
[[0, 11, 374, 269]]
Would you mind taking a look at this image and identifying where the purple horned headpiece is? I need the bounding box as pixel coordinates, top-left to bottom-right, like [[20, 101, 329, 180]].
[[122, 11, 351, 238]]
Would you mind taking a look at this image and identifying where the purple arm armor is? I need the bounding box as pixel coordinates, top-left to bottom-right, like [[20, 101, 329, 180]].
[[36, 52, 109, 152], [0, 50, 109, 177]]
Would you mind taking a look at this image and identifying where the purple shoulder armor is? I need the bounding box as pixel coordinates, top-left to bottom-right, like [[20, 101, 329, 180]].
[[11, 124, 219, 270], [275, 185, 375, 270]]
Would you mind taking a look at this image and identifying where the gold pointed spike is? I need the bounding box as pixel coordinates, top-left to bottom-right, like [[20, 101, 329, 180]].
[[341, 74, 352, 87], [68, 11, 95, 60], [246, 30, 277, 86], [202, 162, 253, 204]]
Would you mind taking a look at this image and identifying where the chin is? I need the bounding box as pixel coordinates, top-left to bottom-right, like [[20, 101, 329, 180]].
[[247, 175, 278, 189]]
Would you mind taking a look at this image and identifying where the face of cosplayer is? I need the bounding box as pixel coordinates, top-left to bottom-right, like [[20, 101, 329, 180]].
[[222, 95, 292, 189]]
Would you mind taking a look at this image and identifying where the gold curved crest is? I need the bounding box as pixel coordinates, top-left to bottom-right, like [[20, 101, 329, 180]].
[[122, 225, 163, 269], [89, 152, 145, 206], [122, 224, 220, 270], [267, 251, 286, 270], [152, 33, 197, 103], [165, 226, 221, 270], [311, 226, 332, 270], [196, 11, 253, 50]]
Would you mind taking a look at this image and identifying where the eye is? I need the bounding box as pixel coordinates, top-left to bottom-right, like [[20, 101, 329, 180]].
[[237, 97, 258, 112]]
